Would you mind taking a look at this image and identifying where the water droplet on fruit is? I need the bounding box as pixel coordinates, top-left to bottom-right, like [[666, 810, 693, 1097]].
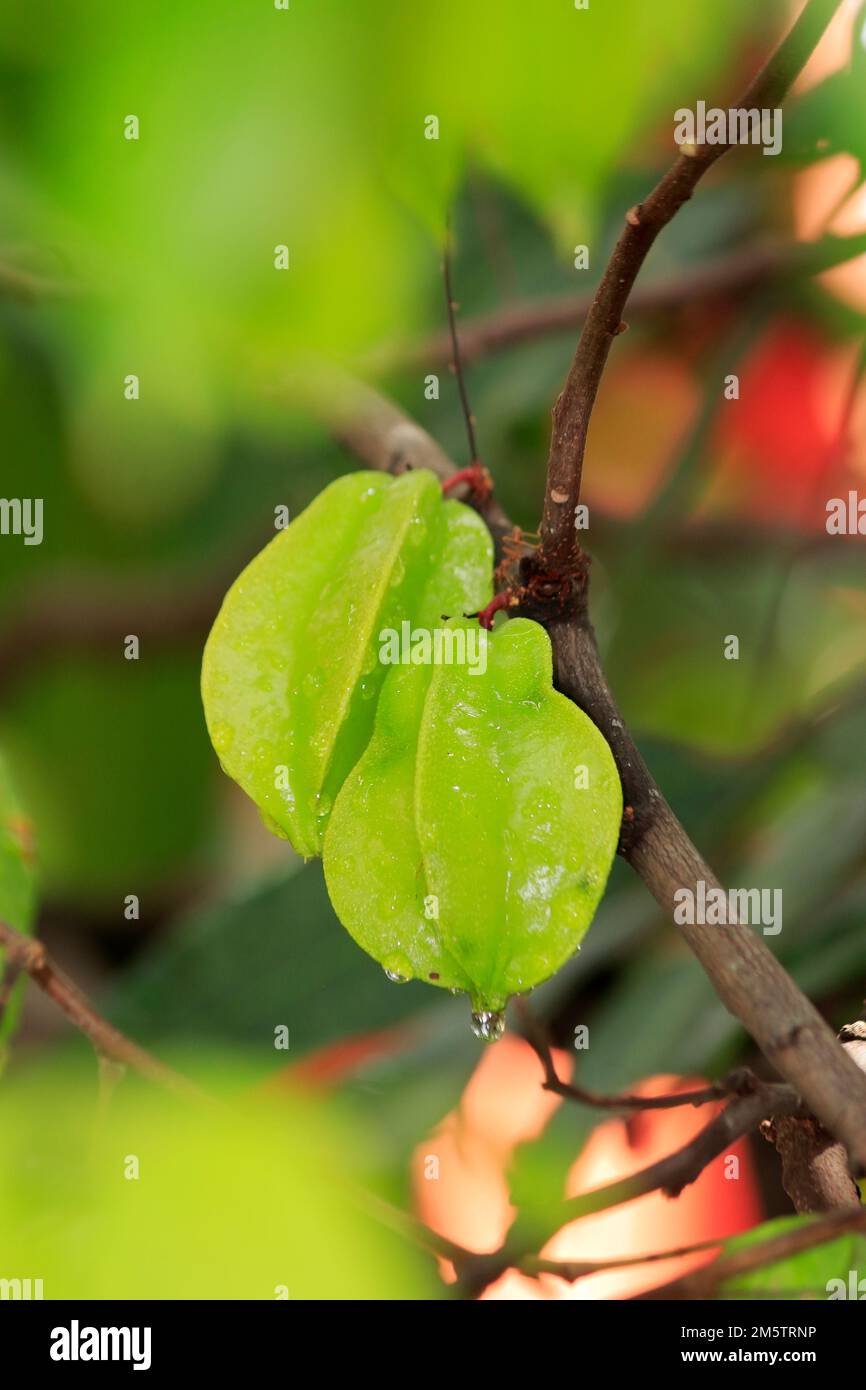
[[358, 677, 377, 700], [303, 671, 323, 695], [212, 722, 234, 753], [382, 952, 413, 983], [470, 1010, 505, 1043]]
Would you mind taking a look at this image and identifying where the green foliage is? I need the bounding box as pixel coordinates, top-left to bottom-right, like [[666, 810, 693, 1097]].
[[106, 861, 450, 1057], [202, 469, 492, 856], [1, 0, 865, 1296], [720, 1215, 866, 1299], [782, 2, 866, 178], [605, 546, 866, 757], [325, 617, 622, 1014], [0, 654, 213, 902], [0, 0, 759, 377], [0, 1057, 436, 1299]]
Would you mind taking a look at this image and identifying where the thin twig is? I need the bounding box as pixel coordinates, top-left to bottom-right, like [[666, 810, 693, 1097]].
[[518, 0, 866, 1176], [0, 566, 240, 695], [537, 0, 843, 572], [280, 0, 866, 1230], [301, 359, 866, 1180], [282, 361, 513, 543], [380, 230, 866, 372], [564, 1087, 802, 1216], [639, 1208, 866, 1300], [456, 1081, 803, 1299], [0, 920, 206, 1103], [514, 997, 753, 1113], [522, 1235, 725, 1284], [359, 1190, 475, 1270], [442, 215, 480, 466]]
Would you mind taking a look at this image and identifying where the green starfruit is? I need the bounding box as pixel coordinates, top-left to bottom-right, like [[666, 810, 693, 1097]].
[[323, 616, 622, 1034], [201, 469, 492, 857]]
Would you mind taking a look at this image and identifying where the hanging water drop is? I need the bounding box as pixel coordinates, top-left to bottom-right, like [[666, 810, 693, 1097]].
[[382, 952, 413, 984], [470, 1009, 505, 1042]]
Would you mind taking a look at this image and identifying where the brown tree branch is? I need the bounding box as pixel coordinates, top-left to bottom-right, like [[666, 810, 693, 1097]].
[[302, 361, 866, 1179], [381, 231, 866, 372], [280, 0, 866, 1256], [522, 1236, 725, 1286], [515, 997, 756, 1114], [0, 569, 236, 694], [761, 1017, 866, 1213], [282, 362, 513, 543], [562, 1086, 803, 1215], [762, 1114, 862, 1213], [504, 0, 866, 1177], [538, 0, 844, 572], [0, 920, 205, 1103], [456, 1010, 866, 1296], [456, 1079, 804, 1299]]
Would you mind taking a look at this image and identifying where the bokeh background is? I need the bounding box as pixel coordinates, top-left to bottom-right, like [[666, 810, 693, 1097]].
[[1, 0, 865, 1298]]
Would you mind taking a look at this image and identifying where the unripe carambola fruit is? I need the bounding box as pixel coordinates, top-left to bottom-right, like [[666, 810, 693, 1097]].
[[323, 616, 622, 1036], [201, 469, 492, 857]]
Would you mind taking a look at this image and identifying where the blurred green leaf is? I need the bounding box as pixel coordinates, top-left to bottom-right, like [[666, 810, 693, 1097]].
[[720, 1215, 866, 1299], [576, 947, 732, 1090], [607, 544, 866, 757], [0, 653, 213, 903], [0, 1055, 437, 1298], [107, 861, 457, 1060], [0, 0, 759, 382], [783, 68, 866, 175]]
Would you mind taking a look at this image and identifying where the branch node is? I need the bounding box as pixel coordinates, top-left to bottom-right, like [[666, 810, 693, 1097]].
[[442, 462, 493, 502]]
